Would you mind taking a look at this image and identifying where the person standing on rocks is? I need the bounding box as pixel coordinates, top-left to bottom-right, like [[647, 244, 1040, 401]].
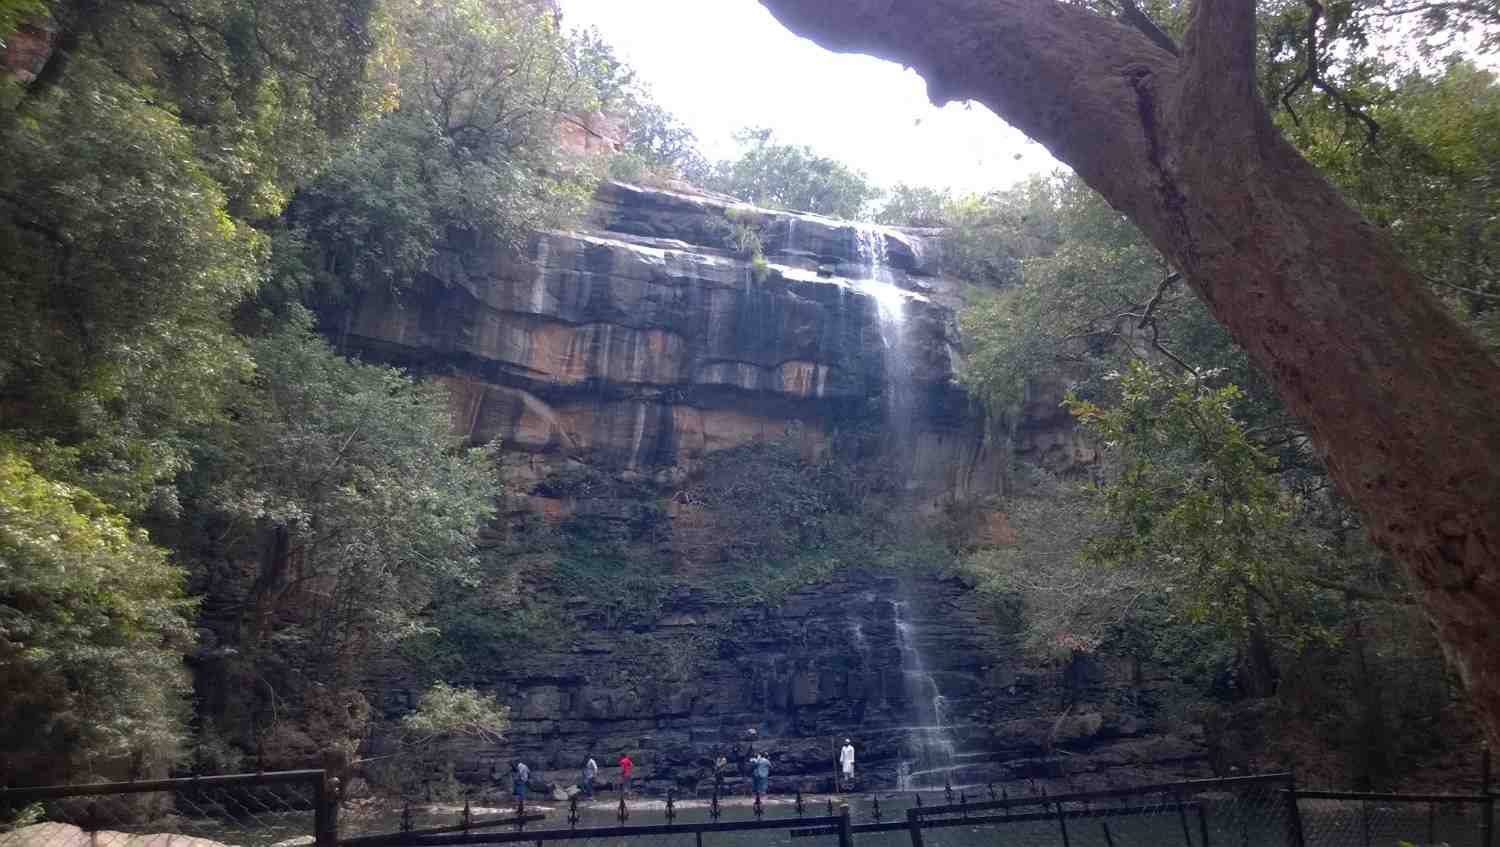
[[839, 739, 855, 787], [750, 751, 771, 797], [512, 760, 530, 804], [583, 755, 599, 800], [618, 752, 634, 797]]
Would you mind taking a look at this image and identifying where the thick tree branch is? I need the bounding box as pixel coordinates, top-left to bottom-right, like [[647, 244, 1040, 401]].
[[1181, 0, 1259, 112], [759, 0, 1500, 747]]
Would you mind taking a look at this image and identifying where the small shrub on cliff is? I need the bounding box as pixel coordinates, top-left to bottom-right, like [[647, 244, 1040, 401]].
[[402, 682, 511, 743]]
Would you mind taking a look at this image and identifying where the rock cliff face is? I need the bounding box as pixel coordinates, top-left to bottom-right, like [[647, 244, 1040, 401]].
[[344, 182, 1190, 794], [342, 181, 1033, 504], [370, 570, 1202, 796]]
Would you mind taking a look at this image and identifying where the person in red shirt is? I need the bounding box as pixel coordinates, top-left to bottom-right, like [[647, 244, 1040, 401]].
[[618, 752, 634, 797]]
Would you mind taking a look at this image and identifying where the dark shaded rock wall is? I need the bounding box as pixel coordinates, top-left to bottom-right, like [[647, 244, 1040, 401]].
[[367, 570, 1202, 796]]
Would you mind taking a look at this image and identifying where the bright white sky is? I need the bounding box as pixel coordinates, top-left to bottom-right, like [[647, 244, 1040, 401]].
[[555, 0, 1061, 194]]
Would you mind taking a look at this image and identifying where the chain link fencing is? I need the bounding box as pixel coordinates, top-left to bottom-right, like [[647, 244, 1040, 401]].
[[1292, 790, 1493, 847], [0, 771, 332, 847], [875, 775, 1496, 847], [898, 775, 1299, 847]]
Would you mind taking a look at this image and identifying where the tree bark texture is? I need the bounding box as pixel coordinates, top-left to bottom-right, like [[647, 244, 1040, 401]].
[[758, 0, 1500, 744]]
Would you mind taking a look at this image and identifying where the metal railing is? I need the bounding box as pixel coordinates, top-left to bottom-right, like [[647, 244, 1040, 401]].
[[3, 764, 1492, 847], [1, 769, 335, 847]]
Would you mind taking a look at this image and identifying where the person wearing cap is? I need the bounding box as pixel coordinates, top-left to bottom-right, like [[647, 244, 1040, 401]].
[[839, 738, 855, 785]]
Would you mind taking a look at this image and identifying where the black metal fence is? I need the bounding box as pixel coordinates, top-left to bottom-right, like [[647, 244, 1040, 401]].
[[0, 770, 334, 847], [3, 770, 1494, 847]]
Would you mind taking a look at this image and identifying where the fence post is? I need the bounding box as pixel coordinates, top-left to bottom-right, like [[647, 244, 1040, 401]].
[[1176, 788, 1194, 847], [1482, 745, 1494, 847], [314, 772, 338, 847], [905, 807, 925, 847], [1055, 797, 1072, 847], [1283, 774, 1308, 847], [838, 802, 854, 847]]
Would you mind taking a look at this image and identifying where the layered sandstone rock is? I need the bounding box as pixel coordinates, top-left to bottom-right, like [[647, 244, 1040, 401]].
[[341, 181, 1017, 502]]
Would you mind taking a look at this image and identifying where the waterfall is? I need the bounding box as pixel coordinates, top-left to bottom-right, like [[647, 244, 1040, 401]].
[[848, 227, 964, 789], [893, 599, 957, 790], [853, 226, 916, 454]]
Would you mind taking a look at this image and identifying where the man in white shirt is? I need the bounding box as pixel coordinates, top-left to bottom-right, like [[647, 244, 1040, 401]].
[[583, 755, 599, 800], [839, 739, 855, 787]]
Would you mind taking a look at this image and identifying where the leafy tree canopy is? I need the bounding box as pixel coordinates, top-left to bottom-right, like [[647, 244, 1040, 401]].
[[0, 56, 259, 515], [189, 311, 499, 688], [700, 127, 879, 219], [0, 449, 194, 781], [277, 0, 618, 305]]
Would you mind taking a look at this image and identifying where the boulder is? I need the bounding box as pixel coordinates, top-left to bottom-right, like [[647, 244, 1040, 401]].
[[0, 825, 230, 847]]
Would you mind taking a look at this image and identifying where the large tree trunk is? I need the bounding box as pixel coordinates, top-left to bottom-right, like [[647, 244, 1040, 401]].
[[757, 0, 1500, 746]]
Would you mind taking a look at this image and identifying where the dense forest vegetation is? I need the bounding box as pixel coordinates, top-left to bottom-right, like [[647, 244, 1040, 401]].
[[1, 0, 1497, 790]]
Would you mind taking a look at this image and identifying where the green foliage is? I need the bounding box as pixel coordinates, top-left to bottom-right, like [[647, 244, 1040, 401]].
[[701, 127, 878, 219], [687, 441, 842, 565], [956, 174, 1183, 415], [954, 475, 1116, 656], [941, 179, 1064, 287], [1, 0, 389, 778], [279, 0, 606, 304], [0, 0, 44, 47], [709, 206, 772, 280], [0, 450, 194, 780], [0, 56, 259, 515], [608, 90, 707, 184], [552, 539, 672, 629], [1066, 363, 1305, 637], [874, 183, 953, 228], [404, 539, 573, 677], [681, 439, 946, 607], [401, 682, 510, 742], [26, 0, 386, 213], [1290, 59, 1500, 346], [189, 311, 499, 685]]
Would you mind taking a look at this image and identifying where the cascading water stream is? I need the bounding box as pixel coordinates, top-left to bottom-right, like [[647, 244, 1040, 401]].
[[893, 599, 957, 790], [854, 226, 916, 455], [847, 225, 966, 790]]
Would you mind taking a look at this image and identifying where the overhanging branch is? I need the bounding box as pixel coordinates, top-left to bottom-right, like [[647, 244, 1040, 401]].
[[1118, 0, 1181, 55]]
